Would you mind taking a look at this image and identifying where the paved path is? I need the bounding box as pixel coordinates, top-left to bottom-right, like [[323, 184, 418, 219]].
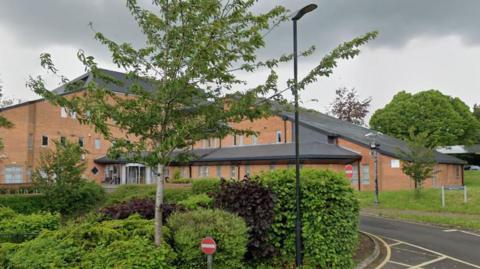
[[360, 215, 480, 268]]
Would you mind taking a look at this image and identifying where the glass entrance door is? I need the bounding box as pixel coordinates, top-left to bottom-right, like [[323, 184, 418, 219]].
[[126, 165, 146, 184]]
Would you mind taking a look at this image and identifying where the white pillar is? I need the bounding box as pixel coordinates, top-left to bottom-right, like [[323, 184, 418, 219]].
[[121, 165, 126, 185], [146, 167, 152, 184]]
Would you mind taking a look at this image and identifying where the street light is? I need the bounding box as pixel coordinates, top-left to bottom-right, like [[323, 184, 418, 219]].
[[292, 3, 317, 268], [366, 132, 380, 206]]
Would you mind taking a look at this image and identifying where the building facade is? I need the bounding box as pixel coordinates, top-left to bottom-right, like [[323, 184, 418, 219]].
[[0, 70, 465, 191]]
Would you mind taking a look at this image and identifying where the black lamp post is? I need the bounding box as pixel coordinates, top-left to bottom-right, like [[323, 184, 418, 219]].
[[366, 132, 380, 206], [292, 4, 317, 267]]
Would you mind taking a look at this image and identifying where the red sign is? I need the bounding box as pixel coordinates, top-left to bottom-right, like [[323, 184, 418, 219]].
[[201, 237, 217, 255], [345, 164, 353, 180]]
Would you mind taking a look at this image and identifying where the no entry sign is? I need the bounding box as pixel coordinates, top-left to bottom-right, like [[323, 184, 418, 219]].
[[201, 237, 217, 255], [345, 164, 353, 180]]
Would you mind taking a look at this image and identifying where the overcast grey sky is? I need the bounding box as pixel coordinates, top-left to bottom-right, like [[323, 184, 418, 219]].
[[1, 0, 479, 118]]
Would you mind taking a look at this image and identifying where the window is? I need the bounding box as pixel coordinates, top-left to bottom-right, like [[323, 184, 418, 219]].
[[199, 166, 209, 178], [60, 107, 68, 118], [4, 166, 23, 184], [70, 110, 77, 119], [233, 135, 237, 146], [26, 167, 32, 183], [456, 166, 461, 179], [60, 136, 66, 145], [216, 165, 222, 178], [41, 135, 48, 147], [230, 165, 237, 179], [181, 167, 189, 178], [95, 138, 101, 150], [391, 159, 400, 168], [276, 131, 282, 143], [202, 139, 208, 148], [238, 135, 244, 146], [252, 135, 258, 145], [351, 164, 359, 184], [78, 137, 84, 148], [28, 134, 34, 150], [245, 165, 251, 176], [361, 164, 370, 184]]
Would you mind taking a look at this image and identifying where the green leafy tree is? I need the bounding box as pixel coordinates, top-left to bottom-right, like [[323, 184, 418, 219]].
[[398, 131, 436, 195], [32, 140, 105, 217], [27, 0, 377, 245], [370, 90, 480, 147], [474, 104, 480, 122]]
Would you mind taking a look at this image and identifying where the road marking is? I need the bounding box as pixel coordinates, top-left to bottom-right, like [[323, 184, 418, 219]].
[[361, 231, 391, 269], [443, 229, 458, 232], [389, 242, 402, 247], [380, 235, 480, 268], [389, 260, 412, 267], [410, 256, 447, 268], [460, 230, 480, 238]]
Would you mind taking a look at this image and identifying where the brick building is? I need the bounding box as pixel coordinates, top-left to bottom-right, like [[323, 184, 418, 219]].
[[0, 70, 465, 190]]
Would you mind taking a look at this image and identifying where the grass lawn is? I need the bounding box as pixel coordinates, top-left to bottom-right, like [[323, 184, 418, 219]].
[[358, 171, 480, 231]]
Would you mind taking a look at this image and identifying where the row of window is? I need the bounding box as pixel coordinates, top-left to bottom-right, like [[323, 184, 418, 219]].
[[35, 135, 101, 150], [201, 131, 283, 149]]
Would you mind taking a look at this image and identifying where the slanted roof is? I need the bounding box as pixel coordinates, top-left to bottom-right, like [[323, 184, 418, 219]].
[[437, 145, 480, 155], [281, 111, 465, 164], [52, 68, 153, 95], [94, 142, 361, 165]]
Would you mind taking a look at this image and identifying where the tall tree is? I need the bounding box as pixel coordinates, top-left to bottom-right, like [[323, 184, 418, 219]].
[[370, 90, 480, 147], [27, 0, 377, 246], [328, 87, 371, 125], [474, 104, 480, 122], [398, 131, 436, 196]]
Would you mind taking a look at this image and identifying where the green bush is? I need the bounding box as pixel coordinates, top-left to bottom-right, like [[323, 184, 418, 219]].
[[167, 209, 248, 269], [259, 169, 359, 269], [0, 195, 46, 214], [192, 178, 220, 196], [1, 215, 174, 268], [106, 184, 193, 206], [178, 194, 212, 210], [0, 210, 60, 243], [41, 180, 105, 217], [169, 178, 193, 184]]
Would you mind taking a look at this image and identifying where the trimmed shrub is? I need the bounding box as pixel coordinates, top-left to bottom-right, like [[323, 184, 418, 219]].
[[0, 195, 46, 214], [213, 179, 276, 261], [178, 194, 212, 210], [259, 169, 359, 269], [40, 180, 105, 217], [192, 178, 220, 196], [167, 209, 248, 269], [101, 198, 184, 222], [1, 215, 174, 268], [0, 210, 61, 243], [105, 184, 193, 206], [168, 177, 193, 184]]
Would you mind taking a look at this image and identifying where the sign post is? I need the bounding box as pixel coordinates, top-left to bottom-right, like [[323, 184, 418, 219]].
[[441, 185, 467, 207], [201, 237, 216, 269]]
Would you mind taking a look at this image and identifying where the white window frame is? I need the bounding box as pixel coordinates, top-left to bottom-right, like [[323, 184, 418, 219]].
[[276, 131, 282, 144], [41, 135, 48, 147], [252, 135, 258, 145], [391, 159, 400, 168], [199, 166, 209, 178], [95, 138, 101, 150], [230, 165, 237, 179], [4, 165, 24, 184], [60, 107, 68, 118], [361, 164, 370, 184]]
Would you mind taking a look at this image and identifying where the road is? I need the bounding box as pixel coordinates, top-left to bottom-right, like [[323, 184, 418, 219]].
[[360, 215, 480, 268]]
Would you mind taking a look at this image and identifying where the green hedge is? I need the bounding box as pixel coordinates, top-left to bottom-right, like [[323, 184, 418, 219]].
[[0, 215, 174, 268], [0, 207, 60, 243], [105, 184, 194, 206], [178, 194, 212, 210], [167, 209, 248, 269], [192, 178, 221, 196], [0, 195, 47, 214], [259, 169, 359, 269]]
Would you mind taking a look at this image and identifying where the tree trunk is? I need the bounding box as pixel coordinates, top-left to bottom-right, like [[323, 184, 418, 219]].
[[154, 164, 164, 246]]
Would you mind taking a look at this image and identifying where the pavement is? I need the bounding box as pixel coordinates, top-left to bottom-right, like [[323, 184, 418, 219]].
[[360, 215, 480, 269]]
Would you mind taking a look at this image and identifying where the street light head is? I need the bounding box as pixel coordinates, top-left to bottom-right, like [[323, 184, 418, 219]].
[[292, 3, 318, 21]]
